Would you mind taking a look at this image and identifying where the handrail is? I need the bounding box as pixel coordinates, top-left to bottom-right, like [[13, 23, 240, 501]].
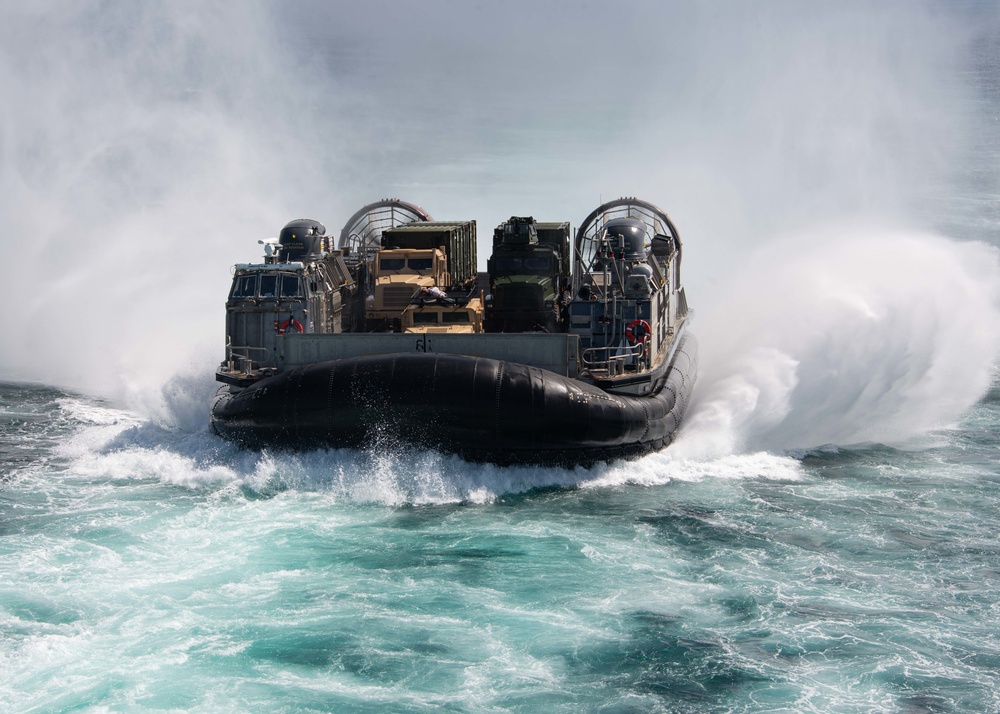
[[225, 344, 273, 374], [581, 342, 646, 376]]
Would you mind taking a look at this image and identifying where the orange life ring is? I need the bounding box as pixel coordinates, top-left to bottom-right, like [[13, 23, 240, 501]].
[[276, 318, 304, 334], [626, 319, 651, 344]]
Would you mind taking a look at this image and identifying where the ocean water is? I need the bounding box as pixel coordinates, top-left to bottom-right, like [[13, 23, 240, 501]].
[[4, 3, 1000, 713], [3, 375, 1000, 712]]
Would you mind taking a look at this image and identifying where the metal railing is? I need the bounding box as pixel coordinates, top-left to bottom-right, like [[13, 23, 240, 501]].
[[581, 342, 646, 377], [224, 342, 273, 374]]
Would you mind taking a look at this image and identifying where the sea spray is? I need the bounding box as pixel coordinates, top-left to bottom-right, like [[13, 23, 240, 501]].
[[675, 225, 1000, 458]]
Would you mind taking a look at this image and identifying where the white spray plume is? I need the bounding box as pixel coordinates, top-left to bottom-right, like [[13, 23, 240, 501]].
[[673, 225, 1000, 457]]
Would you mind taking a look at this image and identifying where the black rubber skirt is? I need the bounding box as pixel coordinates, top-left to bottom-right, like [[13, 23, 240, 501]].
[[212, 335, 697, 466]]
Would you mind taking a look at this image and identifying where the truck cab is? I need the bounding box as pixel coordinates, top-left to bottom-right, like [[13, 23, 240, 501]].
[[486, 216, 571, 333], [366, 247, 447, 328], [364, 220, 477, 331]]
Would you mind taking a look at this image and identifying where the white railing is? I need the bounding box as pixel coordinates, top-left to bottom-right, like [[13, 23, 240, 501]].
[[581, 342, 646, 377]]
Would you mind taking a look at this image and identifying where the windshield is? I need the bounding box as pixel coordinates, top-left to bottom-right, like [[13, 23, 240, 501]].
[[494, 255, 552, 275], [380, 258, 405, 272], [280, 274, 303, 298], [259, 274, 277, 298], [494, 257, 522, 273], [230, 274, 258, 299], [524, 257, 551, 272], [229, 272, 303, 299]]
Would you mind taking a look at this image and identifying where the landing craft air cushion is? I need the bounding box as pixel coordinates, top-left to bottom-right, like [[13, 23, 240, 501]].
[[211, 198, 697, 466]]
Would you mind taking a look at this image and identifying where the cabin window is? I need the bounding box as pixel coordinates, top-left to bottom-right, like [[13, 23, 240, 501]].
[[259, 274, 277, 298], [494, 257, 522, 273], [442, 312, 471, 324], [413, 312, 439, 324], [524, 257, 551, 273], [380, 258, 405, 271], [232, 274, 257, 298], [408, 258, 433, 271], [280, 275, 303, 298]]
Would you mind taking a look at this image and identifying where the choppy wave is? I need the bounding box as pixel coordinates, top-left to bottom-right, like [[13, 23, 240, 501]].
[[4, 383, 1000, 712]]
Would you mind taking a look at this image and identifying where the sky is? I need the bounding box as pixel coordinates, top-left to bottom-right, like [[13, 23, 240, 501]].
[[0, 0, 997, 407]]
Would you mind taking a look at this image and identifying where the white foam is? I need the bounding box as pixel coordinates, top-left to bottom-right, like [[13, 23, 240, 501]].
[[581, 450, 804, 490], [50, 399, 808, 503], [675, 226, 1000, 457]]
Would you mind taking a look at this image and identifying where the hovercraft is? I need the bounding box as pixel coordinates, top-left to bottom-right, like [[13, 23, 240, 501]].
[[211, 198, 697, 466]]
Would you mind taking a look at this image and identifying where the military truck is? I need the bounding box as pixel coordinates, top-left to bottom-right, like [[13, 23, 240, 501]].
[[485, 216, 572, 333], [218, 219, 356, 386], [399, 295, 485, 334], [366, 220, 478, 330]]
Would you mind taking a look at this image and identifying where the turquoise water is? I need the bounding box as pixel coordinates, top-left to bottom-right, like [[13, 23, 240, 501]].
[[2, 382, 1000, 712]]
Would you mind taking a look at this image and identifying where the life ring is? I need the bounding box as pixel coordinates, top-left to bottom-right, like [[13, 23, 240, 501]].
[[626, 319, 651, 344], [276, 318, 304, 334]]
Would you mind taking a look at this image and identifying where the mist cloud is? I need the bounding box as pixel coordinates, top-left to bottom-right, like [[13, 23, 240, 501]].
[[0, 1, 994, 413]]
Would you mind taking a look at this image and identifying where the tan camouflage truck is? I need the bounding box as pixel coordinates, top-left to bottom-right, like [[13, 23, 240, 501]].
[[400, 296, 485, 334], [365, 221, 477, 330]]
